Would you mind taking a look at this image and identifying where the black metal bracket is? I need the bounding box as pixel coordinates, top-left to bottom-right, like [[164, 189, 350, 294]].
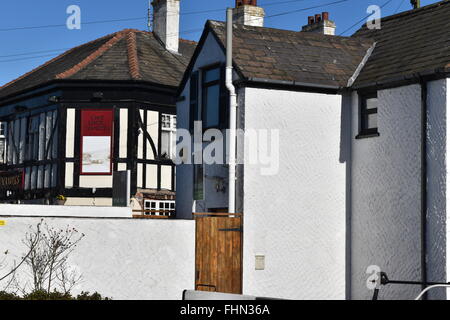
[[218, 227, 243, 232], [371, 272, 450, 300]]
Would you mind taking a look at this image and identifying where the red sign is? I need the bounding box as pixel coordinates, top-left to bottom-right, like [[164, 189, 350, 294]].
[[80, 109, 114, 175], [81, 109, 114, 136]]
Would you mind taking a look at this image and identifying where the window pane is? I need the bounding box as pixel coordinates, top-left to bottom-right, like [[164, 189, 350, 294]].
[[161, 131, 170, 159], [366, 98, 378, 110], [205, 85, 220, 128], [367, 113, 377, 129], [162, 114, 171, 129], [172, 116, 177, 129], [363, 113, 378, 130], [204, 68, 220, 83], [194, 165, 204, 200], [0, 139, 4, 164]]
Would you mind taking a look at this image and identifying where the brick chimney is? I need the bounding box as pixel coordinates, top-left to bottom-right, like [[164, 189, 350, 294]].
[[301, 12, 336, 35], [152, 0, 180, 52], [233, 0, 265, 27]]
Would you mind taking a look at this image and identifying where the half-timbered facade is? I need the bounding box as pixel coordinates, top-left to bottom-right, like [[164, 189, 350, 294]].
[[0, 22, 196, 209]]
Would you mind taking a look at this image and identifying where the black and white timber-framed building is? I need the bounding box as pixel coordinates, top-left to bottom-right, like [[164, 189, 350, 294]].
[[0, 0, 195, 212]]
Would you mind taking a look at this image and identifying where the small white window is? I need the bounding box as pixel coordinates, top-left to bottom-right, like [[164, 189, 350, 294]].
[[0, 122, 5, 137], [143, 200, 175, 216]]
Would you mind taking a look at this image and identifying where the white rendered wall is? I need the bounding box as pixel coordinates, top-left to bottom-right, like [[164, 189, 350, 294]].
[[447, 78, 450, 297], [0, 213, 195, 300], [351, 84, 422, 300], [0, 204, 128, 217], [242, 88, 347, 300], [426, 79, 447, 300]]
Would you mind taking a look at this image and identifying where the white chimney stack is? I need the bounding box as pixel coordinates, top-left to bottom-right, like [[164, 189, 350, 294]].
[[301, 12, 336, 36], [233, 0, 265, 27], [152, 0, 180, 53]]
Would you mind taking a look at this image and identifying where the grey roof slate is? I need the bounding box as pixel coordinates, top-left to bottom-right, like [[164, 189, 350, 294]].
[[0, 29, 197, 100], [352, 0, 450, 87], [208, 20, 374, 88]]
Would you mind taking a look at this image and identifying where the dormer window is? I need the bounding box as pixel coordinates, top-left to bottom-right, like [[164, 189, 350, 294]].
[[357, 92, 380, 139]]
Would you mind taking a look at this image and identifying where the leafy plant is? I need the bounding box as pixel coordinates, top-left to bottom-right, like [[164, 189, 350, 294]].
[[0, 220, 110, 300], [0, 290, 110, 300]]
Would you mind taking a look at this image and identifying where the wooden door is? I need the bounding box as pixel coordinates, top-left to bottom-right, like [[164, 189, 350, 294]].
[[195, 215, 242, 294]]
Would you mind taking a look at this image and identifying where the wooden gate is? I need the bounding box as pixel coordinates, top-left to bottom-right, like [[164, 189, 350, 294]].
[[195, 213, 243, 294]]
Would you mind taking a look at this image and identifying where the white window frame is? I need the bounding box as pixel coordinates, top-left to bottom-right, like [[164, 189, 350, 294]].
[[0, 122, 5, 138], [144, 199, 175, 216], [0, 122, 6, 164], [161, 114, 176, 159]]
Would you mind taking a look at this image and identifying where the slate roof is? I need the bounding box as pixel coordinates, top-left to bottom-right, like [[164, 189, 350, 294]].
[[0, 29, 197, 100], [352, 0, 450, 88], [207, 20, 374, 88]]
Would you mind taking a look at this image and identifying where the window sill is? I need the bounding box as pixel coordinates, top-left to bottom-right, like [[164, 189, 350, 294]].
[[355, 132, 380, 140]]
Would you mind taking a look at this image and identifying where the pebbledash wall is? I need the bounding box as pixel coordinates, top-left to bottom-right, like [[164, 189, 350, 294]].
[[241, 87, 348, 300], [0, 205, 195, 300], [350, 79, 449, 300]]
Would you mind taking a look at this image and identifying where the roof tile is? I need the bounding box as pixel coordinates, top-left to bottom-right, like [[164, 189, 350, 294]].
[[0, 29, 197, 99]]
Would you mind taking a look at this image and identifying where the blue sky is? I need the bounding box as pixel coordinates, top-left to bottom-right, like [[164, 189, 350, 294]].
[[0, 0, 438, 86]]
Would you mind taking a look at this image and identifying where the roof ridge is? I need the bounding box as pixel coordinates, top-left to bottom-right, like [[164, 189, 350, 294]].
[[206, 19, 371, 42], [56, 30, 128, 79], [377, 0, 449, 23], [126, 30, 141, 80], [0, 30, 123, 91]]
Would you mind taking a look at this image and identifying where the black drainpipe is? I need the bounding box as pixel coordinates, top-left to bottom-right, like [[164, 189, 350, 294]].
[[420, 78, 428, 299]]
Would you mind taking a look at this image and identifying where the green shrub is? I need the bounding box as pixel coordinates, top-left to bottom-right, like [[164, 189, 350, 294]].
[[0, 290, 110, 300], [0, 291, 21, 300]]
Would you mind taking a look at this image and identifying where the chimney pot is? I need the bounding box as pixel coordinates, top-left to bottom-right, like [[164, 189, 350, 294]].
[[315, 14, 322, 23], [236, 0, 257, 7], [301, 11, 336, 35]]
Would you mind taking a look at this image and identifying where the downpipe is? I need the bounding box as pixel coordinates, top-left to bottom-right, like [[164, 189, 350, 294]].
[[226, 8, 237, 214]]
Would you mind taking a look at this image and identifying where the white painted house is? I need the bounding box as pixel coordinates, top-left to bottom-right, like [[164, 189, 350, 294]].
[[176, 0, 450, 300]]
